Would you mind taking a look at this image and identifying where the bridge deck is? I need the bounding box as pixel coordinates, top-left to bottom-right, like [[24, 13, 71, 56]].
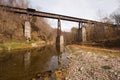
[[0, 5, 101, 24]]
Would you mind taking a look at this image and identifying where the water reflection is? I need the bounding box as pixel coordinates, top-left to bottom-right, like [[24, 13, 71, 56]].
[[24, 50, 31, 70], [0, 45, 68, 80], [56, 44, 65, 68]]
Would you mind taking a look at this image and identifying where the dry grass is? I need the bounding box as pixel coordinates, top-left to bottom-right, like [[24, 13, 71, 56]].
[[0, 40, 45, 52], [69, 44, 120, 56]]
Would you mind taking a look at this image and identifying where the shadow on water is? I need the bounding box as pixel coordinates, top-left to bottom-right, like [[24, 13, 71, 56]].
[[0, 45, 68, 80]]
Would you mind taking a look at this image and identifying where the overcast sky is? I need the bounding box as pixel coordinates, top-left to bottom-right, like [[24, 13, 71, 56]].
[[29, 0, 119, 31]]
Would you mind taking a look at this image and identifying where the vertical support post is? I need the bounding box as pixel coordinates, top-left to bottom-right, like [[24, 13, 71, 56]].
[[77, 22, 82, 42], [56, 19, 64, 52], [91, 23, 95, 42], [56, 19, 61, 52], [25, 21, 31, 42], [56, 19, 63, 67], [57, 19, 61, 37], [24, 13, 32, 42]]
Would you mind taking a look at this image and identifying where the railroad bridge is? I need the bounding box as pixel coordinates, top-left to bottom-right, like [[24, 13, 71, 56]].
[[0, 5, 113, 51]]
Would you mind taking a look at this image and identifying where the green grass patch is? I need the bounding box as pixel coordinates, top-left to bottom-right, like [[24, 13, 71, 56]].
[[0, 44, 7, 50], [0, 42, 31, 51], [11, 42, 23, 48], [0, 40, 46, 52], [28, 40, 35, 44], [101, 65, 111, 70]]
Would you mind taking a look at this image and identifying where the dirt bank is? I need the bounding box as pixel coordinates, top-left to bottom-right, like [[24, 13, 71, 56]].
[[66, 45, 120, 80]]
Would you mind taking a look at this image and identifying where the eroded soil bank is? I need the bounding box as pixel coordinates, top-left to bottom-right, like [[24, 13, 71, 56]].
[[66, 45, 120, 80]]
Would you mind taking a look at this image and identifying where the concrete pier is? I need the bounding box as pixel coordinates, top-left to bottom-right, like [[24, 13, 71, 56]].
[[82, 27, 87, 42], [24, 21, 31, 41], [56, 35, 64, 52], [56, 19, 64, 52], [77, 22, 82, 42]]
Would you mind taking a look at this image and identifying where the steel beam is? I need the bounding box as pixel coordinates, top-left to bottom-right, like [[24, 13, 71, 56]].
[[57, 19, 61, 36], [77, 22, 82, 42], [0, 5, 109, 25]]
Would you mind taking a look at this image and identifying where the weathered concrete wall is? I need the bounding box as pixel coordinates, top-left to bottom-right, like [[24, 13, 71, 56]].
[[60, 35, 64, 52], [82, 27, 87, 42], [77, 28, 82, 42], [24, 21, 31, 40], [56, 35, 64, 52]]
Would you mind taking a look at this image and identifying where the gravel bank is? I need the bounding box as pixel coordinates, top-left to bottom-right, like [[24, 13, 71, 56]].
[[66, 45, 120, 80]]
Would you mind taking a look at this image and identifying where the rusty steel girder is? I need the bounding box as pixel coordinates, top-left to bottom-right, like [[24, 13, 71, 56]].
[[0, 5, 108, 24]]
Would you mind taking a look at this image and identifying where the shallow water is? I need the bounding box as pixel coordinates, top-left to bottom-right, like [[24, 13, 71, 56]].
[[0, 45, 68, 80]]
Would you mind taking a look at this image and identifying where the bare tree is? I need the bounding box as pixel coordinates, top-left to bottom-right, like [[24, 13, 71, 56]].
[[111, 12, 120, 25], [0, 0, 29, 8], [110, 1, 120, 25]]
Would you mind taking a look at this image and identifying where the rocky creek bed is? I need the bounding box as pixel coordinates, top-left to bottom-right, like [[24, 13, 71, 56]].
[[66, 45, 120, 80]]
